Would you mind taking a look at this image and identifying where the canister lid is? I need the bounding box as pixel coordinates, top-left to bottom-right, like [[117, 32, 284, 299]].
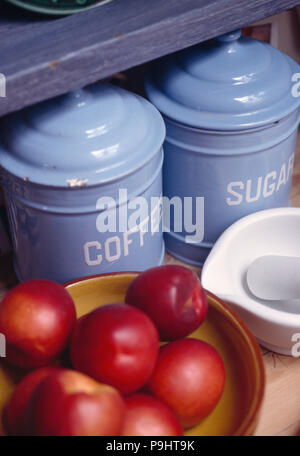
[[0, 83, 165, 187], [145, 29, 300, 130]]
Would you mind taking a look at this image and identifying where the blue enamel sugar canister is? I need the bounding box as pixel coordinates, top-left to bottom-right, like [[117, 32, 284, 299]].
[[0, 83, 165, 283], [146, 29, 300, 266]]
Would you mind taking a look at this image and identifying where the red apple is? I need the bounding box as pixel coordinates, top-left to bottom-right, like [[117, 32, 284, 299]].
[[4, 366, 61, 435], [125, 265, 208, 340], [70, 303, 159, 395], [0, 280, 76, 368], [148, 338, 226, 429], [122, 393, 183, 436], [26, 369, 125, 436]]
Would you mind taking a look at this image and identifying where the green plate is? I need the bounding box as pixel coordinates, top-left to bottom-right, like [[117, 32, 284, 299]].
[[6, 0, 114, 15]]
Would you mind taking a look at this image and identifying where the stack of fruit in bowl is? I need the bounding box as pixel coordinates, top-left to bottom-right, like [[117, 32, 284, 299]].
[[0, 265, 226, 436]]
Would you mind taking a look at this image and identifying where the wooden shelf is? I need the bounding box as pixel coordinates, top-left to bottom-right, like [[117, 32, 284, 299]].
[[0, 0, 300, 117]]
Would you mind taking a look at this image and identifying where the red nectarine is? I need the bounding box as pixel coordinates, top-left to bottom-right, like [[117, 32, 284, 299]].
[[70, 303, 159, 395], [122, 393, 183, 436], [0, 280, 76, 368], [148, 338, 226, 429], [125, 265, 208, 340], [27, 369, 125, 436], [4, 366, 61, 435]]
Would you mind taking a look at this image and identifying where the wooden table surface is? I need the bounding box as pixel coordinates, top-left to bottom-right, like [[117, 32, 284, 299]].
[[1, 133, 300, 436]]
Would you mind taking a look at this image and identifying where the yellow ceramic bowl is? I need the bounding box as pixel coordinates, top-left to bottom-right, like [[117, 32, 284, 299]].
[[0, 272, 265, 436]]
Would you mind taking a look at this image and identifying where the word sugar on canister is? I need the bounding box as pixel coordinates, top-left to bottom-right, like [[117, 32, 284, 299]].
[[0, 83, 165, 283], [146, 29, 300, 266]]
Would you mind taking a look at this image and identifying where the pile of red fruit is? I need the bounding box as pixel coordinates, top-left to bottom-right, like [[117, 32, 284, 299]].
[[0, 265, 226, 436]]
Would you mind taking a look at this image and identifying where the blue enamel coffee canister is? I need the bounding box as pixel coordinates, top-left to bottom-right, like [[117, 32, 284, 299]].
[[0, 83, 165, 283], [146, 29, 300, 266]]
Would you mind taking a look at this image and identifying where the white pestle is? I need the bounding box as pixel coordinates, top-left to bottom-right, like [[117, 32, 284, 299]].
[[247, 255, 300, 301]]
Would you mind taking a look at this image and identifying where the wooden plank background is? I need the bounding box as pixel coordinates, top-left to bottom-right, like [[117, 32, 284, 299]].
[[0, 0, 300, 116]]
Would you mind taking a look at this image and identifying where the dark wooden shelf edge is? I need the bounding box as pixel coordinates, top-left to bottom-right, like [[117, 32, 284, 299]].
[[0, 0, 300, 116]]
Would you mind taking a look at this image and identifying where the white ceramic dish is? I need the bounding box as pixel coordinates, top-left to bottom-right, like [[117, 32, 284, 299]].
[[201, 207, 300, 355]]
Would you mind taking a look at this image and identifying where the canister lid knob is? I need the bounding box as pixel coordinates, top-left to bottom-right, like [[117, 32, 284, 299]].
[[216, 29, 241, 43], [60, 88, 92, 107]]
